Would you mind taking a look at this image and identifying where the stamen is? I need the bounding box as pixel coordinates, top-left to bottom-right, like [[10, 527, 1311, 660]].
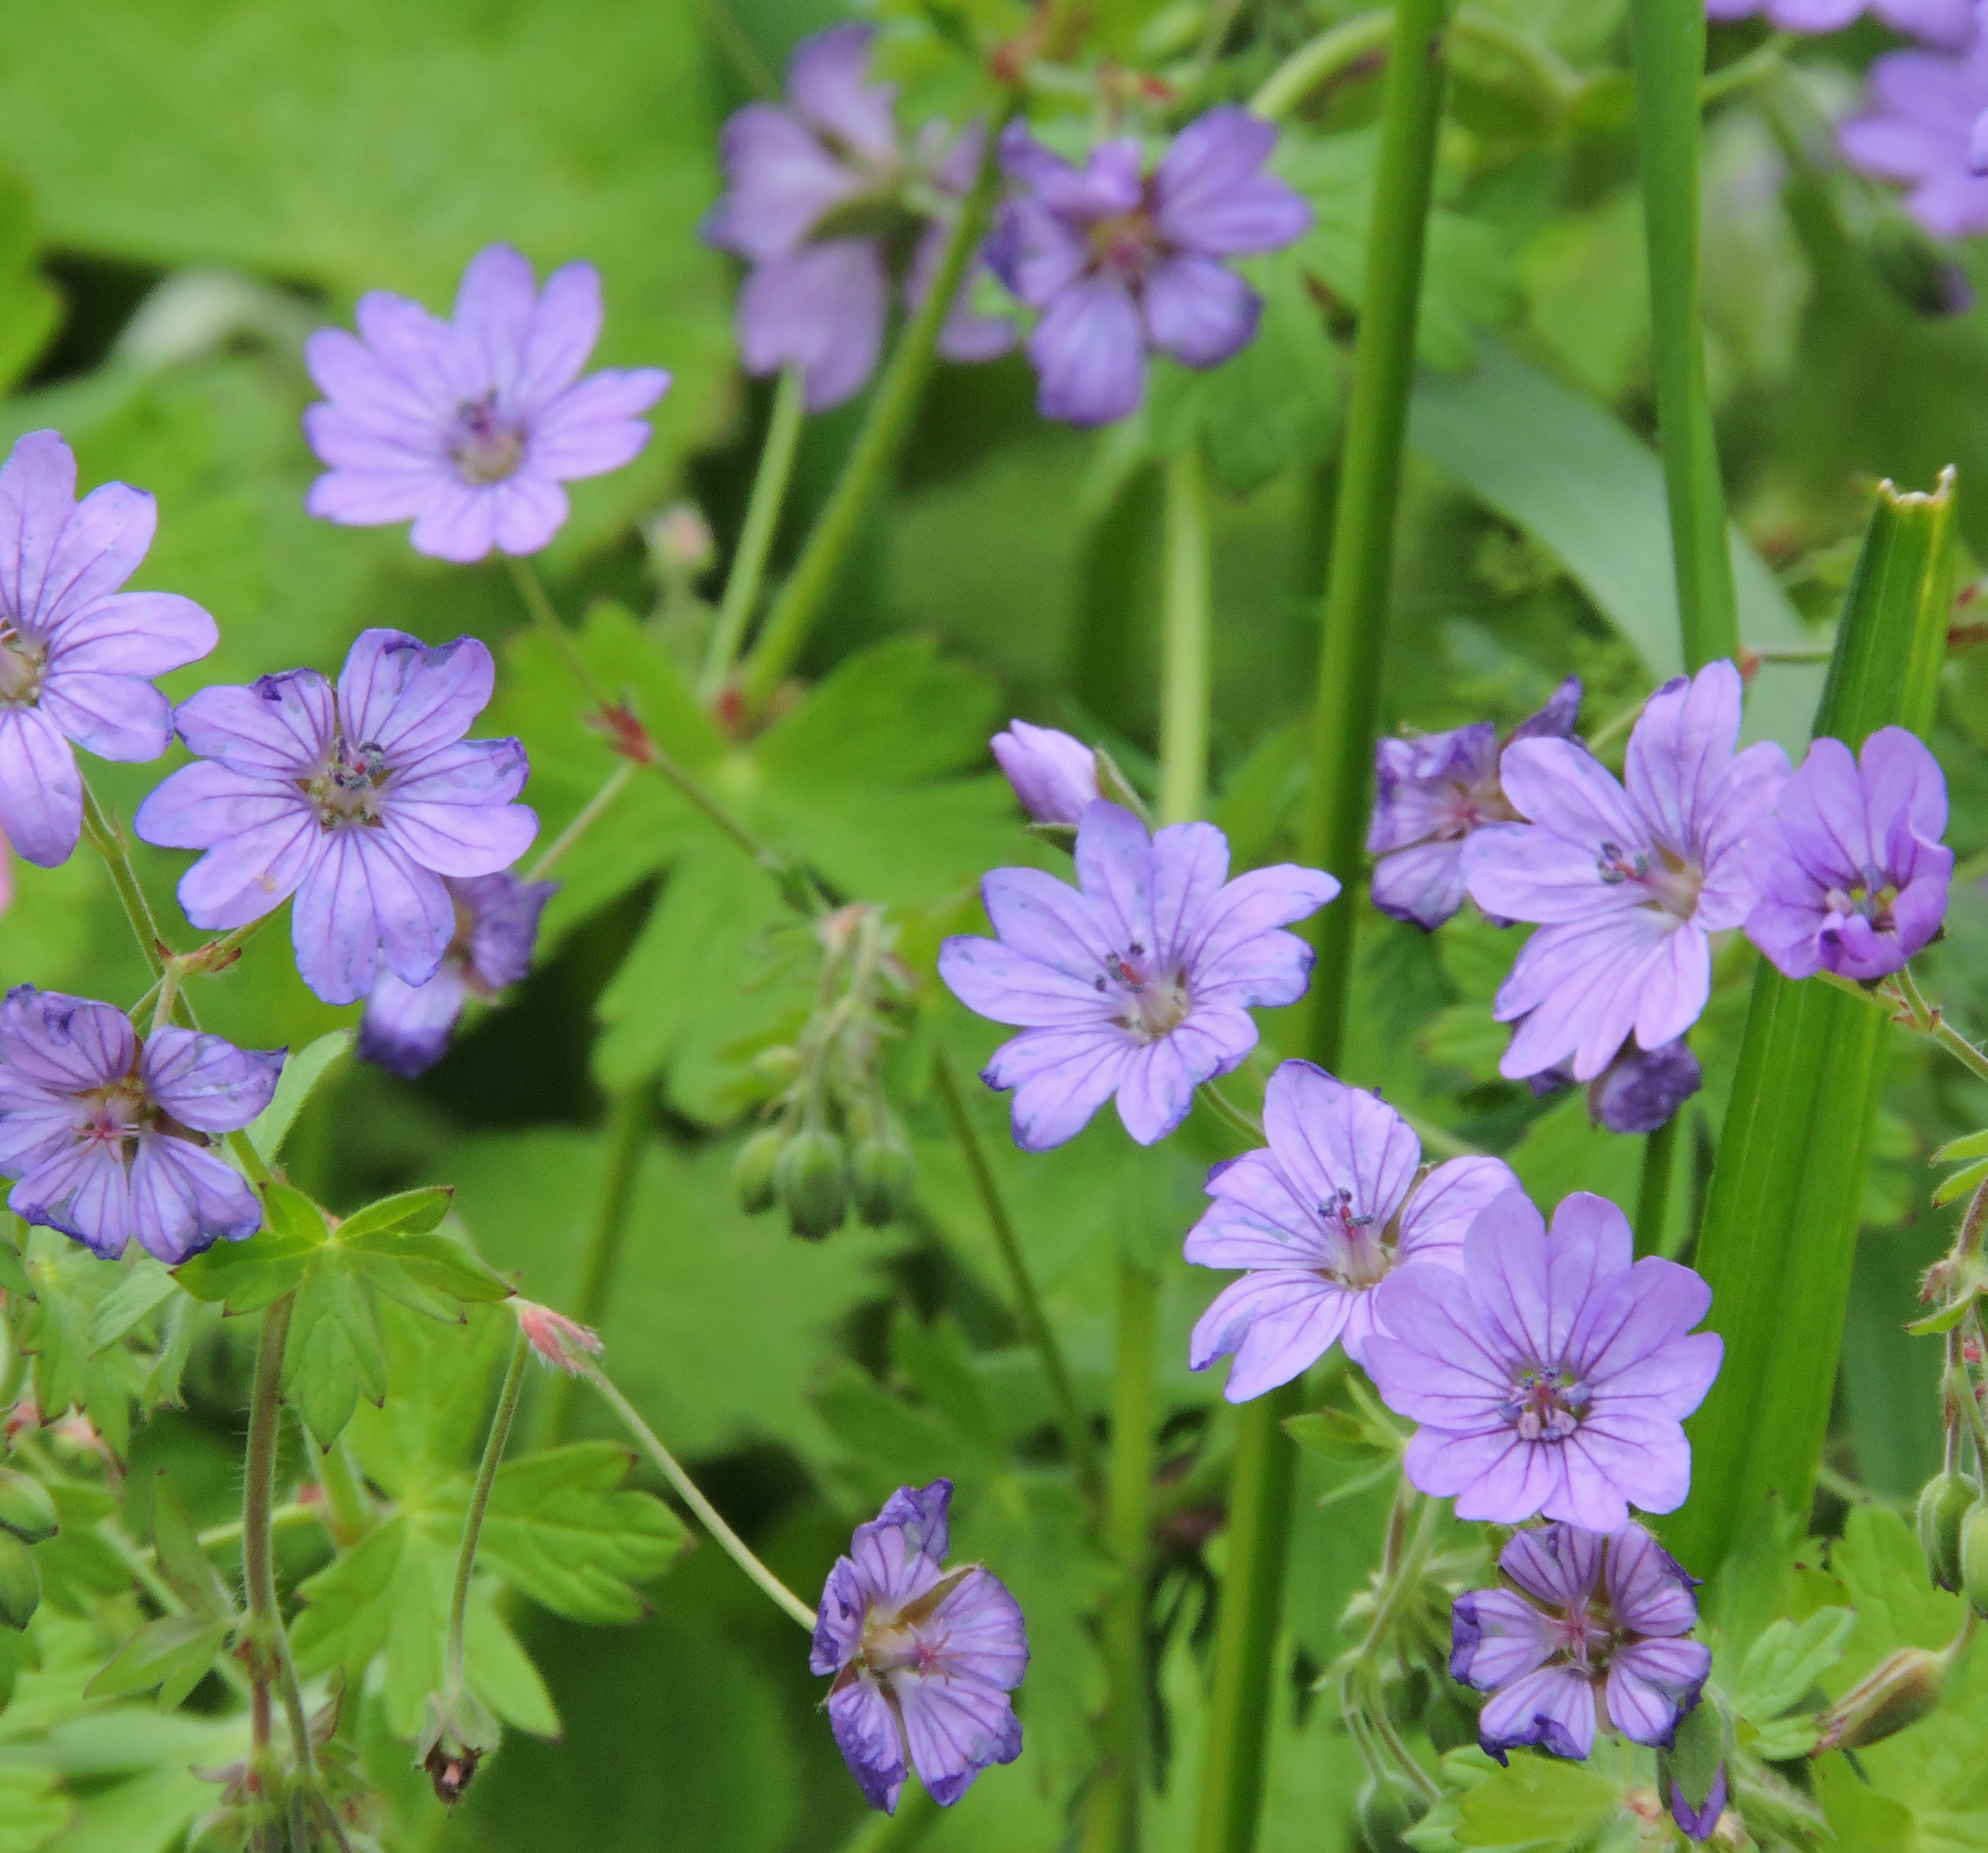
[[451, 394, 527, 486]]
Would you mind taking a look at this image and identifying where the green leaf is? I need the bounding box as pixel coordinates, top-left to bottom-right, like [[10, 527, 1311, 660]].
[[148, 1475, 233, 1621], [0, 1767, 71, 1853], [87, 1258, 176, 1354], [86, 1613, 232, 1711], [1932, 1128, 1988, 1165], [1905, 1296, 1977, 1337], [1932, 1156, 1988, 1208], [283, 1262, 385, 1450], [245, 1027, 350, 1163], [333, 1186, 454, 1242], [172, 1182, 326, 1311], [1453, 1756, 1623, 1847], [1733, 1607, 1855, 1722], [1666, 475, 1956, 1579], [1830, 1503, 1965, 1689], [1282, 1408, 1392, 1465]]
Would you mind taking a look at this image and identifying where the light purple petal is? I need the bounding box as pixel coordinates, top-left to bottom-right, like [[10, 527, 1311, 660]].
[[291, 831, 455, 1007], [1190, 1270, 1354, 1401], [1152, 108, 1311, 256], [1606, 1523, 1701, 1637], [142, 1026, 284, 1133], [991, 720, 1098, 824], [827, 1675, 907, 1814], [0, 707, 82, 867], [171, 671, 335, 779], [992, 1026, 1134, 1152], [1142, 255, 1261, 369], [11, 1140, 130, 1258], [127, 1134, 264, 1263], [0, 988, 136, 1093], [173, 813, 320, 930], [35, 668, 172, 763], [738, 241, 889, 412], [357, 964, 470, 1080], [43, 590, 217, 677], [525, 367, 670, 477], [1450, 1587, 1559, 1692], [1396, 1155, 1521, 1266], [1028, 276, 1146, 427], [1478, 1664, 1596, 1762], [705, 102, 865, 262]]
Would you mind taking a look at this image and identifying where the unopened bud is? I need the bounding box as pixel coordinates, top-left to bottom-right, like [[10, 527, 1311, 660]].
[[733, 1128, 787, 1216], [1962, 1498, 1988, 1614], [0, 1531, 39, 1630], [0, 1467, 57, 1545], [777, 1128, 848, 1241], [753, 1045, 802, 1089], [1813, 1646, 1947, 1753], [1354, 1776, 1426, 1853], [513, 1300, 603, 1376], [645, 502, 716, 577], [417, 1688, 500, 1807], [850, 1129, 915, 1227], [1919, 1471, 1976, 1591]]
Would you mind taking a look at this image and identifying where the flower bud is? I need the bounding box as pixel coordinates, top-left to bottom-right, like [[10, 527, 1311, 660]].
[[1813, 1646, 1947, 1753], [417, 1687, 501, 1806], [514, 1300, 603, 1376], [1354, 1776, 1427, 1853], [0, 1467, 57, 1545], [1961, 1497, 1988, 1615], [645, 502, 716, 577], [732, 1128, 787, 1216], [777, 1128, 848, 1240], [1919, 1471, 1976, 1592], [850, 1129, 915, 1227], [752, 1045, 802, 1089], [0, 1531, 40, 1630]]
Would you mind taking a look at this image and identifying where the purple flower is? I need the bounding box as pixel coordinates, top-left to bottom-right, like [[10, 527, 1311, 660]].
[[1368, 677, 1583, 931], [1450, 1521, 1712, 1764], [1840, 36, 1988, 239], [992, 719, 1098, 825], [811, 1479, 1028, 1813], [0, 986, 283, 1263], [358, 870, 555, 1078], [134, 629, 537, 1009], [702, 26, 1014, 412], [1744, 726, 1952, 983], [1461, 660, 1788, 1084], [1365, 1188, 1722, 1532], [1186, 1060, 1518, 1400], [1526, 1038, 1704, 1137], [988, 108, 1312, 427], [939, 801, 1338, 1151], [302, 245, 671, 562], [1707, 0, 1976, 44], [0, 431, 218, 869]]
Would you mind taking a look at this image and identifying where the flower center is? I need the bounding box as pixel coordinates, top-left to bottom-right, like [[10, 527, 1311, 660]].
[[1548, 1602, 1615, 1676], [450, 394, 527, 486], [73, 1078, 153, 1163], [0, 621, 44, 708], [1824, 865, 1899, 930], [306, 733, 392, 830], [1433, 775, 1518, 843], [858, 1614, 945, 1681], [1088, 211, 1163, 285], [1316, 1187, 1391, 1288], [1596, 840, 1703, 924], [1094, 942, 1190, 1042], [1501, 1365, 1589, 1442]]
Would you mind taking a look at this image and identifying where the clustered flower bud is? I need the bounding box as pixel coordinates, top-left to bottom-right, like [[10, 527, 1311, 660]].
[[1917, 1468, 1976, 1591]]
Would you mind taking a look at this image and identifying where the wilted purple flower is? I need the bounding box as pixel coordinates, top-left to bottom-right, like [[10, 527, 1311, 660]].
[[1186, 1060, 1518, 1400], [1840, 37, 1988, 238], [1369, 677, 1583, 931], [135, 629, 537, 1009], [1745, 726, 1952, 983], [0, 431, 218, 869], [812, 1479, 1028, 1813], [1706, 0, 1976, 43], [358, 870, 555, 1079], [702, 25, 1014, 412], [303, 245, 671, 562], [1672, 1766, 1730, 1842], [1526, 1037, 1704, 1137], [988, 108, 1312, 427], [940, 801, 1338, 1151], [0, 986, 283, 1263], [1461, 660, 1788, 1083], [1451, 1521, 1711, 1764], [1366, 1188, 1722, 1532], [992, 719, 1098, 825]]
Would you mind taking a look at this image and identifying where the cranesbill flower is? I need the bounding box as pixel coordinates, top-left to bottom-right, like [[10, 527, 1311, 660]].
[[988, 108, 1312, 426], [702, 25, 1014, 412], [1461, 660, 1788, 1083], [1186, 1060, 1518, 1399], [1526, 1037, 1704, 1137], [992, 719, 1098, 825], [358, 870, 555, 1078], [1365, 1188, 1722, 1532], [134, 629, 537, 1008], [1745, 726, 1952, 982], [1451, 1521, 1711, 1763], [1706, 0, 1975, 44], [303, 245, 671, 562], [0, 431, 218, 868], [812, 1479, 1028, 1813], [0, 986, 283, 1263], [940, 801, 1338, 1150], [1369, 677, 1582, 931], [1840, 37, 1988, 238]]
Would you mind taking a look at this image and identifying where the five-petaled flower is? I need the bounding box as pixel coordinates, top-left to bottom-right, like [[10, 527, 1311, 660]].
[[1368, 677, 1582, 931], [987, 108, 1312, 427], [1365, 1187, 1722, 1532], [135, 629, 538, 1009], [1461, 659, 1787, 1083], [1745, 725, 1953, 983], [0, 986, 283, 1264], [0, 430, 218, 869], [1840, 33, 1988, 240], [358, 870, 556, 1078], [1451, 1520, 1712, 1763], [1186, 1059, 1518, 1400], [302, 244, 671, 562], [939, 800, 1338, 1151], [991, 719, 1099, 826], [702, 25, 1015, 412], [812, 1479, 1028, 1814]]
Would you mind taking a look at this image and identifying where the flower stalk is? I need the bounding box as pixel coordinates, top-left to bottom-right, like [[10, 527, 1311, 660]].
[[703, 362, 807, 701], [80, 778, 168, 981], [445, 1326, 532, 1700], [242, 1295, 316, 1781]]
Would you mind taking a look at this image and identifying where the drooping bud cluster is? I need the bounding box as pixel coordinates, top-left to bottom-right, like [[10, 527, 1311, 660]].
[[733, 903, 918, 1239], [0, 1464, 56, 1633]]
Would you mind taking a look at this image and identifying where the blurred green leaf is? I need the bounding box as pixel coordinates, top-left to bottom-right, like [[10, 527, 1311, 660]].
[[1451, 1755, 1621, 1847], [85, 1613, 231, 1712], [1733, 1607, 1854, 1723], [245, 1028, 351, 1163]]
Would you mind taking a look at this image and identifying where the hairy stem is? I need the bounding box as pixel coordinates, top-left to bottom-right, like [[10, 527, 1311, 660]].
[[703, 363, 808, 701], [446, 1327, 532, 1696], [244, 1296, 316, 1778], [932, 1049, 1100, 1496], [1158, 446, 1212, 827], [580, 1359, 818, 1631], [81, 778, 168, 980]]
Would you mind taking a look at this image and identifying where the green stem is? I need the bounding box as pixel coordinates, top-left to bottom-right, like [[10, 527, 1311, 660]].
[[536, 1089, 650, 1447], [446, 1327, 531, 1697], [932, 1050, 1100, 1497], [1159, 447, 1213, 826], [1634, 1114, 1679, 1260], [1200, 1080, 1265, 1145], [580, 1358, 819, 1631], [81, 780, 168, 980], [1630, 0, 1739, 672], [525, 762, 636, 883], [244, 1296, 315, 1778], [737, 97, 1020, 713], [1699, 31, 1790, 107], [702, 363, 807, 701]]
